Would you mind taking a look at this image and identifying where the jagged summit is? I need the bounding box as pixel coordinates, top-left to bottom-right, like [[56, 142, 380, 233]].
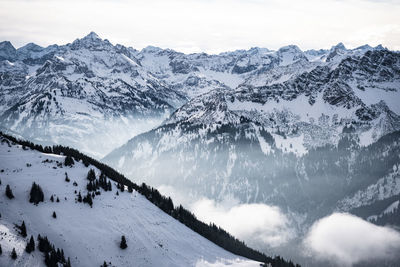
[[141, 45, 165, 53], [331, 42, 346, 51], [278, 44, 303, 52], [70, 31, 112, 50], [17, 42, 43, 51], [84, 31, 101, 40], [0, 40, 17, 60], [0, 40, 15, 50]]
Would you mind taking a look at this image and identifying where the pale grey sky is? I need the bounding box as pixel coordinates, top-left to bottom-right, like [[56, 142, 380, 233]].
[[1, 0, 399, 53]]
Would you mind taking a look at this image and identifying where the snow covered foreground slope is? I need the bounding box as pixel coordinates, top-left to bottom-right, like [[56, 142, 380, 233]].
[[0, 136, 261, 267]]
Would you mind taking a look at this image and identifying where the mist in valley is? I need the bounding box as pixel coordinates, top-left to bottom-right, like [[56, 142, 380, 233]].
[[101, 125, 400, 266], [156, 183, 400, 267], [1, 115, 167, 159]]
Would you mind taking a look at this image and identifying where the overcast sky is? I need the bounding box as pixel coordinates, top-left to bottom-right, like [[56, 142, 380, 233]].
[[1, 0, 399, 54]]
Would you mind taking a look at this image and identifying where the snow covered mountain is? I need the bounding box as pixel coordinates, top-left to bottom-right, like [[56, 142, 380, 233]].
[[0, 133, 300, 267], [0, 33, 185, 158], [104, 49, 400, 234], [0, 33, 385, 158]]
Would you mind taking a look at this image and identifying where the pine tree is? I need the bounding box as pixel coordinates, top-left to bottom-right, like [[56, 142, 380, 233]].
[[0, 243, 2, 255], [120, 235, 127, 249], [87, 181, 93, 191], [52, 211, 57, 219], [64, 155, 74, 166], [83, 193, 93, 207], [5, 184, 14, 199], [37, 235, 52, 253], [102, 261, 108, 267], [25, 235, 35, 253], [44, 252, 50, 265], [20, 220, 27, 237], [65, 172, 70, 182], [87, 169, 96, 181], [50, 195, 54, 202], [10, 247, 17, 259], [29, 182, 44, 205], [56, 197, 60, 203]]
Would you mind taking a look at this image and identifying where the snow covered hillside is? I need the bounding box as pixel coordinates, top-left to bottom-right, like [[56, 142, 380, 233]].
[[0, 134, 272, 267]]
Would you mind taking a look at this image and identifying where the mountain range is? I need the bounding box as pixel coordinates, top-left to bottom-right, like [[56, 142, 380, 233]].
[[0, 32, 390, 158], [1, 32, 400, 266]]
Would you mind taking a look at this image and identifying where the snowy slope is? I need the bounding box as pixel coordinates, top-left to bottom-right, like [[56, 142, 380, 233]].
[[0, 136, 260, 267]]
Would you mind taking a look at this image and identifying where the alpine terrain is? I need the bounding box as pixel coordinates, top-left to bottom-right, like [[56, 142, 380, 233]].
[[1, 32, 400, 266]]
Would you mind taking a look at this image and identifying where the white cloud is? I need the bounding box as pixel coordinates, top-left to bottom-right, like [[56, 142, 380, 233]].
[[191, 197, 294, 247], [157, 185, 294, 248], [0, 0, 399, 52], [304, 213, 400, 266], [195, 258, 260, 267]]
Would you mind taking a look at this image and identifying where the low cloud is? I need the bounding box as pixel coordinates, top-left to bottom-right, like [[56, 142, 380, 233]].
[[191, 197, 294, 248], [158, 185, 294, 248], [304, 213, 400, 266], [195, 258, 260, 267]]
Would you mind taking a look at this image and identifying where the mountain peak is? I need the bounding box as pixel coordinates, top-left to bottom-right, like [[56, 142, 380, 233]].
[[248, 47, 270, 55], [71, 31, 112, 50], [141, 45, 164, 53], [83, 31, 100, 40], [17, 42, 43, 52], [278, 44, 302, 52], [0, 40, 15, 50], [331, 42, 346, 51], [0, 41, 17, 60]]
